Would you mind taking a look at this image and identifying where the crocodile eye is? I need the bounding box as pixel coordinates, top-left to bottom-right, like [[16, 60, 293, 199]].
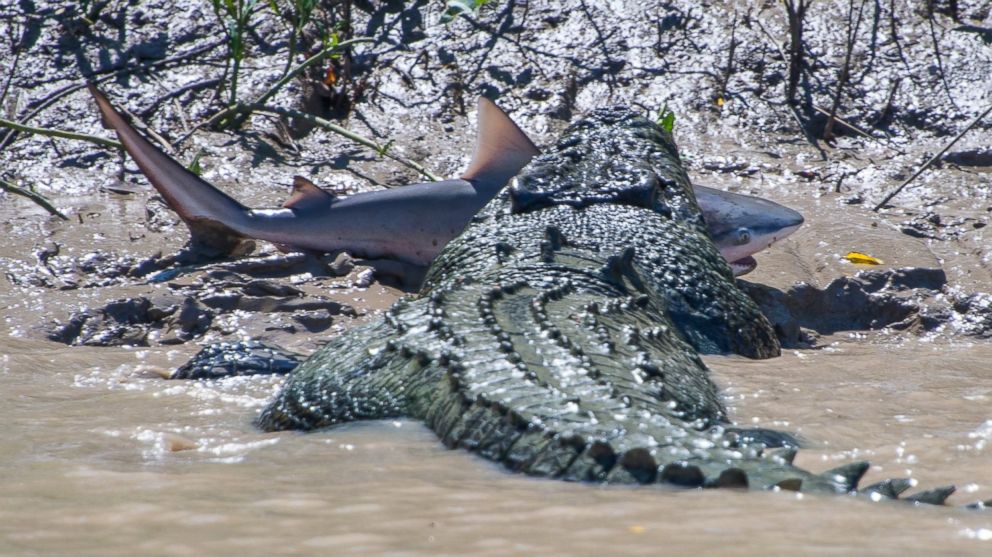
[[734, 228, 751, 246]]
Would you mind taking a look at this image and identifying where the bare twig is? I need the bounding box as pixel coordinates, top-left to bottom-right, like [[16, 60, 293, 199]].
[[0, 38, 225, 153], [716, 10, 739, 105], [0, 177, 68, 220], [926, 6, 958, 110], [888, 0, 910, 71], [0, 20, 21, 110], [0, 116, 121, 149], [755, 18, 827, 159], [810, 104, 905, 154], [872, 102, 992, 211], [782, 0, 811, 105], [871, 76, 901, 128], [250, 104, 441, 182], [823, 0, 867, 140]]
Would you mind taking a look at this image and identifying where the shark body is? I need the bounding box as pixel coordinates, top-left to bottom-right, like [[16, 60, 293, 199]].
[[89, 85, 802, 275]]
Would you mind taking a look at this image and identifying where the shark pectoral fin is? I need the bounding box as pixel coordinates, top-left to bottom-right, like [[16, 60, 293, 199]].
[[283, 176, 337, 212], [460, 97, 540, 186]]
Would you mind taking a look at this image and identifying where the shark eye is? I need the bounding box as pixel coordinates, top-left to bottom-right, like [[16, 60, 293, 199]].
[[734, 228, 751, 246]]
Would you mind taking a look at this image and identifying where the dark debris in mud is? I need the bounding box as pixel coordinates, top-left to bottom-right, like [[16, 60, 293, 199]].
[[47, 276, 358, 347], [39, 251, 365, 346], [741, 267, 992, 347], [3, 244, 145, 290]]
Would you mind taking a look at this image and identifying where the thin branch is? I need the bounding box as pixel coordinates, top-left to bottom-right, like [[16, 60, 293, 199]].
[[716, 10, 739, 105], [0, 38, 225, 153], [0, 116, 121, 149], [811, 104, 905, 154], [823, 0, 866, 140], [872, 102, 992, 211], [926, 8, 958, 110], [755, 17, 827, 160], [250, 104, 441, 182], [0, 178, 68, 220]]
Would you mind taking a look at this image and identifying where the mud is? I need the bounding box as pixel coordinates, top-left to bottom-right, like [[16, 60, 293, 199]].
[[1, 0, 991, 555]]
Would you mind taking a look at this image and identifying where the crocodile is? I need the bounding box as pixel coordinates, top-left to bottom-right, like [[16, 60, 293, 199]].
[[251, 105, 973, 505]]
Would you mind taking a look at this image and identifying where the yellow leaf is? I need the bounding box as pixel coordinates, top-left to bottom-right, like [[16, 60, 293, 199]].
[[844, 252, 884, 265], [716, 97, 725, 107]]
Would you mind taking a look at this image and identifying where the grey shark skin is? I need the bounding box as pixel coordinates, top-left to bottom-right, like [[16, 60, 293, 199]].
[[253, 106, 972, 508], [90, 85, 802, 274], [89, 84, 539, 267], [695, 185, 804, 276]]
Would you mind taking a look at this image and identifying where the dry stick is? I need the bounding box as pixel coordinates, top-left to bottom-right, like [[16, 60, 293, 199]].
[[755, 18, 827, 160], [251, 104, 442, 182], [0, 38, 225, 153], [0, 30, 20, 108], [0, 116, 121, 149], [810, 104, 905, 154], [871, 102, 992, 211], [782, 0, 810, 105], [926, 9, 958, 110], [0, 178, 68, 220], [716, 10, 739, 105], [823, 0, 866, 140], [871, 76, 901, 128]]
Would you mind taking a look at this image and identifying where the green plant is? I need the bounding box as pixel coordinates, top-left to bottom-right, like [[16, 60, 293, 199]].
[[656, 105, 675, 133], [267, 0, 318, 76], [441, 0, 490, 24], [187, 149, 205, 176], [210, 0, 260, 113]]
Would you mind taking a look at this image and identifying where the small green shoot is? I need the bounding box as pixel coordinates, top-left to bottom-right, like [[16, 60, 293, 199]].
[[267, 0, 318, 76], [656, 104, 676, 134], [376, 139, 394, 158], [211, 0, 260, 112], [187, 149, 205, 176], [441, 0, 490, 24]]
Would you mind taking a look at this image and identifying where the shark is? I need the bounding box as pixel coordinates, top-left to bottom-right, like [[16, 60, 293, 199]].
[[89, 85, 802, 278]]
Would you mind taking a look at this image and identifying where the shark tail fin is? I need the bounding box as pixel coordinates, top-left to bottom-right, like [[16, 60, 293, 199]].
[[88, 84, 251, 257], [460, 97, 540, 185], [283, 176, 337, 212]]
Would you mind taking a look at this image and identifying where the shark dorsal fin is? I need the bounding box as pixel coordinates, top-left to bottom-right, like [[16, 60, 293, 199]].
[[460, 97, 540, 185], [283, 176, 337, 211]]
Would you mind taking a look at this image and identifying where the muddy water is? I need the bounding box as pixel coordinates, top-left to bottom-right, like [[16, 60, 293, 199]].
[[1, 197, 991, 556], [1, 334, 991, 556]]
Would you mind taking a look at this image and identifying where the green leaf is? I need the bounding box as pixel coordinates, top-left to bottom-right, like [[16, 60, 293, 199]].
[[187, 149, 205, 176], [440, 0, 488, 24], [376, 139, 395, 157], [656, 104, 676, 133]]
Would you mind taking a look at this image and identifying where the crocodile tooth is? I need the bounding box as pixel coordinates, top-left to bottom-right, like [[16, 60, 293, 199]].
[[905, 485, 956, 506], [861, 478, 914, 500], [820, 461, 870, 492]]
